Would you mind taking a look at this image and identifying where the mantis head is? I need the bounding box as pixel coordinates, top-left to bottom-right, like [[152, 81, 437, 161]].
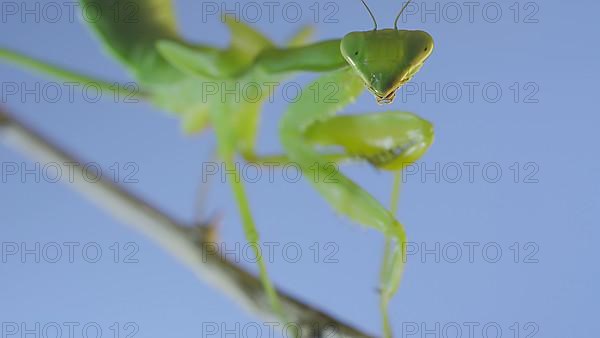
[[341, 0, 434, 104]]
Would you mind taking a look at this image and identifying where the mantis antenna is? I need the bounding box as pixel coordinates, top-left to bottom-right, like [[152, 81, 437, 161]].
[[394, 0, 414, 29], [360, 0, 378, 30]]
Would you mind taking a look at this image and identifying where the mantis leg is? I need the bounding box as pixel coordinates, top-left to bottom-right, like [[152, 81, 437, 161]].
[[0, 49, 148, 98], [208, 101, 286, 321], [280, 66, 407, 290], [281, 68, 433, 337], [381, 171, 403, 338]]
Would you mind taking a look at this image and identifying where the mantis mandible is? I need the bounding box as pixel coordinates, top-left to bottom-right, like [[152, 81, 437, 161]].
[[0, 0, 434, 335]]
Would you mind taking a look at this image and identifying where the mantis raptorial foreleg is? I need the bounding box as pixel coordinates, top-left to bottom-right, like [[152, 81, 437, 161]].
[[279, 67, 432, 337], [281, 66, 430, 292]]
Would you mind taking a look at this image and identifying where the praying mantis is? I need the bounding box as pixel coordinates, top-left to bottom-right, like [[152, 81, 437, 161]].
[[0, 0, 435, 336]]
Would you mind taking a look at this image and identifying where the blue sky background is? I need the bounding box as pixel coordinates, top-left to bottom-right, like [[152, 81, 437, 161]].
[[1, 0, 599, 337]]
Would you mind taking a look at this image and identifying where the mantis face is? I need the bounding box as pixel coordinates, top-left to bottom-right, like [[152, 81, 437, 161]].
[[341, 29, 434, 104]]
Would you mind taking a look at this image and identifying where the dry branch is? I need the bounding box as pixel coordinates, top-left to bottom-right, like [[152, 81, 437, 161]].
[[0, 108, 375, 338]]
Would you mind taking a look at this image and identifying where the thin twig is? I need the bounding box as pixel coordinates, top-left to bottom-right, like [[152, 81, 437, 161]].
[[0, 108, 375, 338]]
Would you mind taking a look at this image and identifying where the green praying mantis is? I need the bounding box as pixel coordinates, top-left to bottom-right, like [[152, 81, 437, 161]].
[[0, 0, 435, 336]]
